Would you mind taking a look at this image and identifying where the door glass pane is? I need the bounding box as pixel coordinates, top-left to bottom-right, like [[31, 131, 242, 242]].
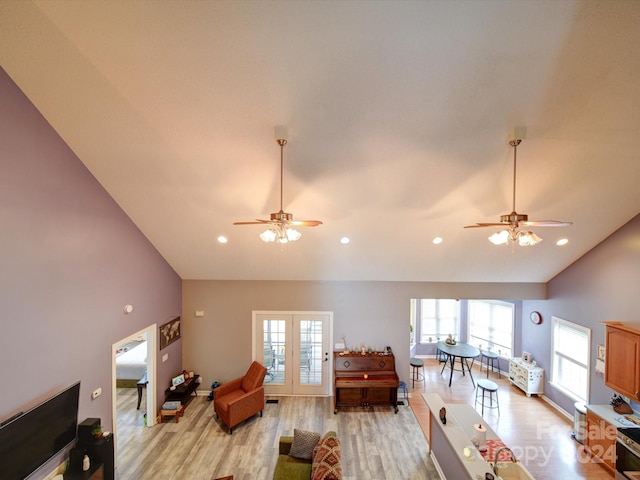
[[299, 319, 322, 385], [264, 319, 285, 384]]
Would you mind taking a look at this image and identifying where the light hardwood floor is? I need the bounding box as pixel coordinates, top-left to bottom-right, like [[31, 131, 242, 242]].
[[115, 388, 437, 479], [115, 358, 614, 479]]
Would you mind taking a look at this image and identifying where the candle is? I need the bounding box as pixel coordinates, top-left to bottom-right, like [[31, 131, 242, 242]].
[[364, 373, 368, 379]]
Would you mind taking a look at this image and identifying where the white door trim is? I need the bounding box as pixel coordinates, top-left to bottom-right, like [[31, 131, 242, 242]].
[[252, 310, 333, 396], [111, 324, 157, 469]]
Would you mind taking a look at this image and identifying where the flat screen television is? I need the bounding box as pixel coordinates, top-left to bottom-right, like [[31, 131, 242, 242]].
[[0, 382, 80, 480]]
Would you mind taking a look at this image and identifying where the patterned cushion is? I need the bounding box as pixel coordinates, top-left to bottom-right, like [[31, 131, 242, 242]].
[[289, 429, 321, 460], [311, 431, 342, 480]]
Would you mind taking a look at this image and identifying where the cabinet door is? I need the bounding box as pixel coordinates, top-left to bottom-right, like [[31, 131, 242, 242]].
[[605, 326, 640, 400], [585, 410, 616, 471]]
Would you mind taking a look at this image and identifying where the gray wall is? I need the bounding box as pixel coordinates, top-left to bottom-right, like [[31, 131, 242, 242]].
[[523, 213, 640, 413], [182, 280, 545, 388], [0, 68, 182, 478]]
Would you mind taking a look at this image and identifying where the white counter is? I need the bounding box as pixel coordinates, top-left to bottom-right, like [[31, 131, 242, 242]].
[[587, 403, 640, 428]]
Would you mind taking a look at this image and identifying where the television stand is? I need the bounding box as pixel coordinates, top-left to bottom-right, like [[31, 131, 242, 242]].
[[64, 433, 114, 480]]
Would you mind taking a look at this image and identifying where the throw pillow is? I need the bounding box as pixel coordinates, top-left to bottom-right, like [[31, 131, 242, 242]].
[[289, 429, 321, 460], [311, 432, 342, 480]]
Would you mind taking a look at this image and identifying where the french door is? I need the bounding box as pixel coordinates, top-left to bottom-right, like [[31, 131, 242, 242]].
[[253, 311, 332, 395]]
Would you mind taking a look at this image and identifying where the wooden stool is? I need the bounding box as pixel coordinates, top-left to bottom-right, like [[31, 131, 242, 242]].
[[481, 351, 500, 378], [410, 358, 425, 390], [158, 405, 184, 423], [475, 379, 499, 417]]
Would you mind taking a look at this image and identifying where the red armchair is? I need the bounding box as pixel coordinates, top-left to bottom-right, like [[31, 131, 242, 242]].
[[214, 361, 267, 434]]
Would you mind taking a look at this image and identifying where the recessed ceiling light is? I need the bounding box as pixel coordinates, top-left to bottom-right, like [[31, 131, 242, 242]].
[[340, 237, 350, 245], [556, 238, 569, 246], [217, 236, 228, 244], [432, 237, 443, 245]]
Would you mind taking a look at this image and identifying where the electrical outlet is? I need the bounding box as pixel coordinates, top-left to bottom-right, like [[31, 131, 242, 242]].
[[91, 387, 102, 400], [162, 353, 169, 362]]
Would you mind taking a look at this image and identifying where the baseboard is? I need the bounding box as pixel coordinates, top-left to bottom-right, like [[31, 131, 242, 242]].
[[429, 451, 446, 480], [541, 395, 572, 421]]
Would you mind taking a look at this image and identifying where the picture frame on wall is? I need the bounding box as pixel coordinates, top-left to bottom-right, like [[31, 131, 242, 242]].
[[159, 316, 181, 350], [597, 344, 605, 361]]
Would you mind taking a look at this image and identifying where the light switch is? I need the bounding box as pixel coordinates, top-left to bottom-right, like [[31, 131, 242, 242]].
[[162, 353, 169, 362], [195, 310, 204, 317]]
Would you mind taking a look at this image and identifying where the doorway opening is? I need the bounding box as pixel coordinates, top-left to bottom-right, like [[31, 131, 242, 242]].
[[111, 324, 157, 469]]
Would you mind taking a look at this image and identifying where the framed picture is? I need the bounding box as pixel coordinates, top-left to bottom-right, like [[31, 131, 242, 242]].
[[522, 351, 533, 363], [171, 374, 185, 387], [159, 316, 181, 350], [597, 344, 605, 361]]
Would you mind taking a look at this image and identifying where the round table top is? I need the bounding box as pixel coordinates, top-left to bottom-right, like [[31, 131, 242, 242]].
[[481, 350, 498, 359], [436, 341, 480, 359]]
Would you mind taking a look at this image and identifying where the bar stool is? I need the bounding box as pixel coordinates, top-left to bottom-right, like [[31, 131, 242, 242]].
[[481, 350, 500, 378], [410, 358, 425, 390], [475, 378, 499, 417], [398, 380, 409, 402]]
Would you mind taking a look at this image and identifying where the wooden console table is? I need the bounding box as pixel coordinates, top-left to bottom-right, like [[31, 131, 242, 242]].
[[164, 374, 199, 405]]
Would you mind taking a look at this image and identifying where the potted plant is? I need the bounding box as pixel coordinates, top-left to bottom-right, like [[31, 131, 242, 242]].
[[91, 426, 103, 439]]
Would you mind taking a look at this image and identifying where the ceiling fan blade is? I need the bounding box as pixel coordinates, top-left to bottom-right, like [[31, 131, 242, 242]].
[[464, 223, 510, 228], [520, 220, 573, 227], [291, 220, 323, 227], [233, 220, 269, 225]]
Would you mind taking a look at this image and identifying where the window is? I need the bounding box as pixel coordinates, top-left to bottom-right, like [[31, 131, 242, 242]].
[[419, 299, 460, 343], [467, 300, 514, 358], [551, 316, 590, 403]]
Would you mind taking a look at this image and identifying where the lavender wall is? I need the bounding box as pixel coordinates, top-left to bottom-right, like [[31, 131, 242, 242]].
[[0, 68, 182, 478], [523, 213, 640, 413]]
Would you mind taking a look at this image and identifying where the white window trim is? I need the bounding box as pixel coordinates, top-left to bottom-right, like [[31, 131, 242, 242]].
[[467, 300, 514, 358], [550, 315, 591, 404]]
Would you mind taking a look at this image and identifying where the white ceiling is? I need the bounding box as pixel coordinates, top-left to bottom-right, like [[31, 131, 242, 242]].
[[2, 0, 640, 283]]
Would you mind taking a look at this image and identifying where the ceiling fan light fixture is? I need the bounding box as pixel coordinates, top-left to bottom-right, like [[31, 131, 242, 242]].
[[517, 230, 542, 246], [260, 225, 302, 244], [285, 228, 301, 242], [260, 229, 277, 243], [488, 230, 510, 245], [489, 228, 542, 246]]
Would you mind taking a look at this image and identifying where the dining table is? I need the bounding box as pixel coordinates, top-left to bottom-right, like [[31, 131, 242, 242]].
[[436, 341, 481, 387]]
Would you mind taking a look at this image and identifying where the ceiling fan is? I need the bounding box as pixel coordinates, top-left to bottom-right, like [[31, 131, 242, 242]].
[[233, 127, 322, 243], [464, 130, 572, 246]]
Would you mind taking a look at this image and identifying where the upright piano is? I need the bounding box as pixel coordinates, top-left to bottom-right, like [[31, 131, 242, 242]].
[[333, 352, 400, 414]]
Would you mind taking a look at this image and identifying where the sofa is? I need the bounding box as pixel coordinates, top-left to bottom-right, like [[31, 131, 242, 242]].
[[214, 361, 267, 434], [273, 430, 342, 480]]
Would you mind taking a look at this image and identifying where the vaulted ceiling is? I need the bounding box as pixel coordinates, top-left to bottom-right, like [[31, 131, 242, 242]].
[[2, 1, 640, 282]]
